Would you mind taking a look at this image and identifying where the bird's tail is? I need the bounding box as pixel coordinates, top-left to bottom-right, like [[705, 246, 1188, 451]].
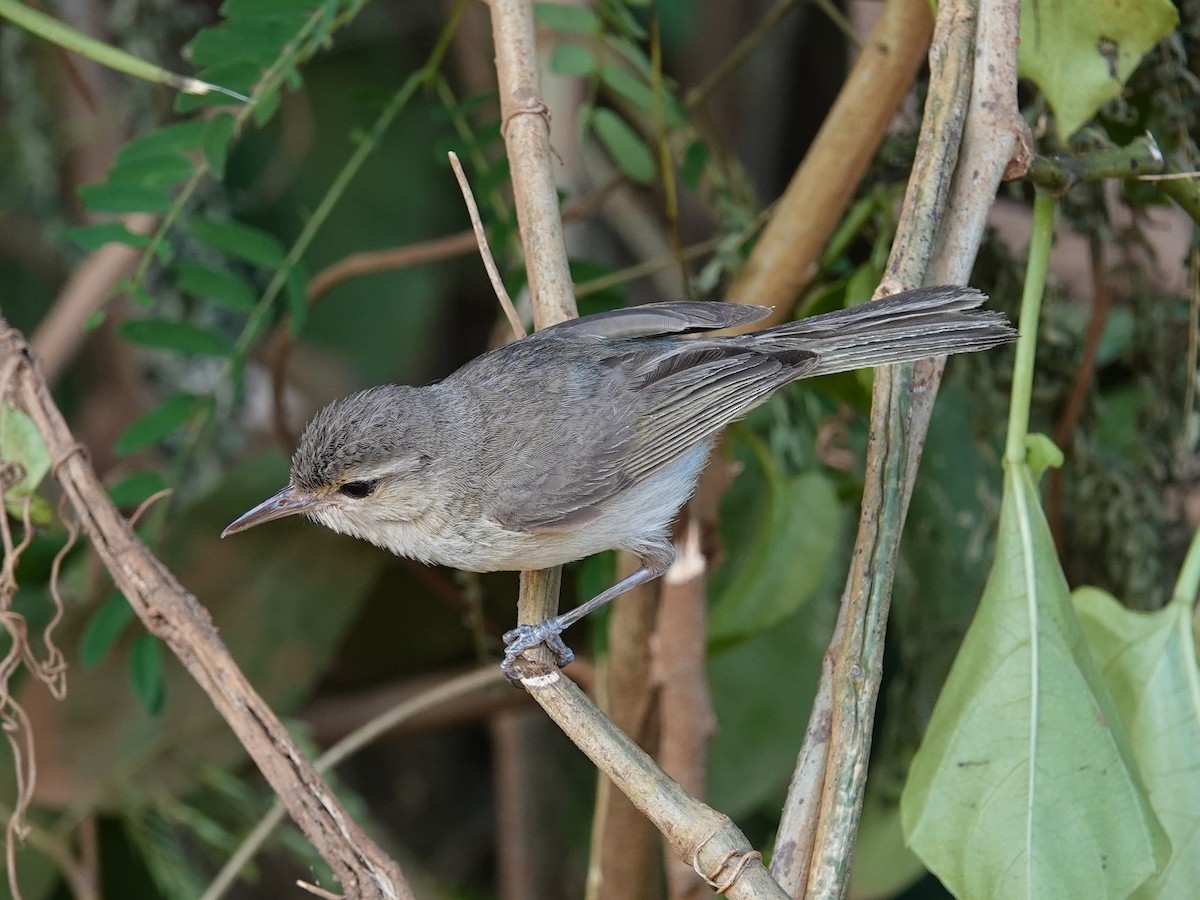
[[755, 285, 1015, 376]]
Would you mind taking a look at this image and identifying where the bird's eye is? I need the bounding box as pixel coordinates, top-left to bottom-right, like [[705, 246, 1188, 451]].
[[339, 480, 378, 499]]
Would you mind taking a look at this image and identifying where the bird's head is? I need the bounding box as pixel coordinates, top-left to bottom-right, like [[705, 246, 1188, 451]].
[[222, 386, 438, 541]]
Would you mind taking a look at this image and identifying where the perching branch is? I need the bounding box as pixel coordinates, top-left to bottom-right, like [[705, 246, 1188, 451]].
[[0, 322, 411, 900], [486, 1, 785, 895]]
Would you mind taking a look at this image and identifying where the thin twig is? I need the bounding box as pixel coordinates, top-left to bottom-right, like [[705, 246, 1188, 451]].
[[448, 151, 525, 340]]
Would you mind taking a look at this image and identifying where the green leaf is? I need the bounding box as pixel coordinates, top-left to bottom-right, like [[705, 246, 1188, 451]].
[[1025, 432, 1064, 479], [549, 42, 598, 77], [80, 592, 135, 668], [174, 262, 257, 312], [78, 181, 172, 214], [902, 465, 1169, 899], [107, 470, 168, 507], [113, 393, 199, 455], [589, 107, 656, 184], [113, 121, 208, 165], [534, 2, 600, 34], [202, 112, 237, 179], [599, 64, 685, 125], [707, 599, 827, 818], [0, 404, 51, 502], [1074, 588, 1200, 899], [189, 219, 285, 268], [119, 319, 230, 357], [58, 223, 152, 252], [708, 438, 841, 647], [1018, 0, 1179, 138], [680, 138, 709, 191], [129, 632, 165, 716]]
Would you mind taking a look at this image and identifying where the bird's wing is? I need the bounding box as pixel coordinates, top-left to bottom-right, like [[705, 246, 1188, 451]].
[[489, 338, 818, 534], [537, 301, 771, 340], [618, 342, 819, 482], [483, 352, 640, 533]]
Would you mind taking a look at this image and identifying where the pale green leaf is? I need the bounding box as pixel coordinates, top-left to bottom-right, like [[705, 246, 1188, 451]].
[[589, 107, 655, 184], [1018, 0, 1179, 138], [901, 465, 1168, 899], [0, 404, 51, 501], [1025, 432, 1064, 479], [1074, 587, 1200, 899], [549, 42, 597, 77], [534, 2, 600, 34]]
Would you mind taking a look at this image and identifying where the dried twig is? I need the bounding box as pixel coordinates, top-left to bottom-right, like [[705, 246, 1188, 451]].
[[653, 523, 716, 900], [448, 150, 525, 340]]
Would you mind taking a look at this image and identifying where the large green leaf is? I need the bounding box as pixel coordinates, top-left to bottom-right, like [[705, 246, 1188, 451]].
[[1018, 0, 1178, 138], [901, 465, 1168, 898], [1074, 587, 1200, 899], [708, 439, 841, 648]]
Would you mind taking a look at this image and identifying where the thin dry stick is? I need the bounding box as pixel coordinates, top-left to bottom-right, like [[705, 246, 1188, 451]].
[[653, 523, 716, 900], [0, 322, 412, 900], [448, 151, 525, 341]]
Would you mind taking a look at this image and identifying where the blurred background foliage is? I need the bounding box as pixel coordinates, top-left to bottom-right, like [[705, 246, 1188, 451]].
[[0, 0, 1197, 897]]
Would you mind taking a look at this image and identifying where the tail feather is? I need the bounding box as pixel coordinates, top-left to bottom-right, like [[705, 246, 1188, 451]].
[[754, 285, 1014, 377]]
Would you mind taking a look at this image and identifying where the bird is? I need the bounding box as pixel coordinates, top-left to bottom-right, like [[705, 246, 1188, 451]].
[[223, 286, 1014, 674]]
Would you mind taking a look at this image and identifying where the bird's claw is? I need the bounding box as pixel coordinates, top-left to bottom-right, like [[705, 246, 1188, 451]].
[[501, 618, 575, 679]]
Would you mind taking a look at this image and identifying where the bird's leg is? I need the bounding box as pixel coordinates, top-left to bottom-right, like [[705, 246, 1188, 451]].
[[502, 545, 674, 677]]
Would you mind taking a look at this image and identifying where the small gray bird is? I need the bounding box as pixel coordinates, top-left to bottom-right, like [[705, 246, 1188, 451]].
[[224, 286, 1013, 673]]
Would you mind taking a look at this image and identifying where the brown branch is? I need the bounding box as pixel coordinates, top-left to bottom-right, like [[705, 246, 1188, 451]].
[[725, 0, 935, 322], [591, 555, 663, 900], [0, 322, 411, 900], [511, 656, 787, 899], [653, 524, 716, 900], [489, 0, 577, 669]]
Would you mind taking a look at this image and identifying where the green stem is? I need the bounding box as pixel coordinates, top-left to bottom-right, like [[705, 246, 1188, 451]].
[[0, 0, 245, 100], [1004, 190, 1056, 465]]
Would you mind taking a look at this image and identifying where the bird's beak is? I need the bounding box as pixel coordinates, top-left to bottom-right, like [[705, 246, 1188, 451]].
[[222, 484, 318, 537]]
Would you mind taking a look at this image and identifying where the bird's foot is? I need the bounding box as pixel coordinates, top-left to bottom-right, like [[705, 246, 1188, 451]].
[[501, 617, 575, 680]]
